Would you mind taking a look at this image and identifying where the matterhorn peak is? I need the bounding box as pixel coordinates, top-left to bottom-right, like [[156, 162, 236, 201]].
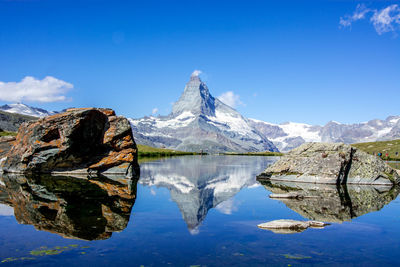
[[172, 71, 215, 117]]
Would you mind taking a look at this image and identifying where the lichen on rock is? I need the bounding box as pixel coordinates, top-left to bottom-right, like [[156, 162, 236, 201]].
[[0, 108, 139, 178]]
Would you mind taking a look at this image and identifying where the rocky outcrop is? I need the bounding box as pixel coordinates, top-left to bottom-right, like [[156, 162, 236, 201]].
[[0, 108, 139, 177], [260, 180, 399, 223], [0, 173, 138, 240], [257, 219, 329, 234], [257, 142, 400, 185]]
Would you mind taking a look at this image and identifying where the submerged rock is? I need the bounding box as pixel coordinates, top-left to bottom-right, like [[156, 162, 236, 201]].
[[0, 108, 139, 177], [257, 219, 329, 234], [257, 142, 400, 185]]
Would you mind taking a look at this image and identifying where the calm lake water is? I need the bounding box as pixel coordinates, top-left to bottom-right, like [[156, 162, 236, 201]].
[[1, 155, 400, 266]]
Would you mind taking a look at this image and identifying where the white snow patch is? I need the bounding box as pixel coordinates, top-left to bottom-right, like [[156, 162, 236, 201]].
[[376, 127, 392, 137], [0, 103, 55, 117], [249, 118, 277, 126], [278, 122, 321, 142], [389, 118, 400, 125], [146, 174, 195, 194], [208, 110, 258, 138]]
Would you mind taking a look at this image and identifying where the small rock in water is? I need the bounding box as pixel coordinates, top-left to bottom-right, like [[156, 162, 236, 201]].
[[269, 193, 304, 199], [257, 219, 329, 234]]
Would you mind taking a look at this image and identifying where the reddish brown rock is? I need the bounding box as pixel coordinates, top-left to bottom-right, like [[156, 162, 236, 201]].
[[0, 108, 139, 177]]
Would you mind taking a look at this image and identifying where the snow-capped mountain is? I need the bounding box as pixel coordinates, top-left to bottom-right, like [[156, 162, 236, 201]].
[[129, 72, 278, 153], [250, 116, 400, 152], [0, 103, 56, 117]]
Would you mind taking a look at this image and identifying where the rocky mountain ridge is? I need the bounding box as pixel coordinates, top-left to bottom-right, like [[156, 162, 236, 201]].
[[0, 103, 56, 117], [250, 116, 400, 152]]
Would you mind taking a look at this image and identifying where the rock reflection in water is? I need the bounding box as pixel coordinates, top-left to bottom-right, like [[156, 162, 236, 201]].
[[0, 174, 138, 240], [140, 155, 275, 231], [260, 180, 399, 222]]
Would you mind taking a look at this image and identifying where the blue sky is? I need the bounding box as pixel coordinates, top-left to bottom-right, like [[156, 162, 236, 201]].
[[0, 0, 399, 125]]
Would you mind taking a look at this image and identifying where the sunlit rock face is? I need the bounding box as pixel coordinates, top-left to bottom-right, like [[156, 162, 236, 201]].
[[1, 108, 139, 177], [140, 156, 275, 230], [0, 174, 138, 240], [260, 180, 399, 223]]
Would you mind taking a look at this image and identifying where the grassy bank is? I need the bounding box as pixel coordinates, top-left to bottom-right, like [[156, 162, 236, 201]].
[[352, 139, 400, 161], [137, 144, 205, 157], [0, 131, 17, 137], [221, 151, 283, 156]]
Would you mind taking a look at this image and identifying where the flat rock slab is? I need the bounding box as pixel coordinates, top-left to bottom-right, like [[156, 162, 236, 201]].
[[257, 142, 400, 185], [257, 219, 329, 234], [269, 193, 319, 199]]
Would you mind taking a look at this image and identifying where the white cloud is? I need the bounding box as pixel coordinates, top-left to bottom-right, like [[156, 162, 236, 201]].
[[152, 108, 158, 115], [217, 91, 244, 108], [215, 199, 238, 215], [371, 5, 400, 35], [0, 76, 73, 103], [340, 4, 371, 27], [191, 70, 202, 77], [340, 4, 400, 35]]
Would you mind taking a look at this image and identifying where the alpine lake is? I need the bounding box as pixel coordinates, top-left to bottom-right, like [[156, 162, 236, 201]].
[[1, 155, 400, 266]]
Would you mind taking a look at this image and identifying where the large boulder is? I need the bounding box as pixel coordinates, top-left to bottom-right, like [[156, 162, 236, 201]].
[[0, 108, 139, 177], [257, 142, 400, 185]]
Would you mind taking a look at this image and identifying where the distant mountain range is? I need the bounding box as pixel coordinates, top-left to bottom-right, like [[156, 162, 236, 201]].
[[249, 116, 400, 152], [0, 103, 56, 117], [1, 74, 399, 152]]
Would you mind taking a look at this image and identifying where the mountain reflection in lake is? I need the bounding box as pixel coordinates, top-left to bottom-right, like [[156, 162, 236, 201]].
[[139, 156, 278, 231], [1, 155, 400, 266]]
